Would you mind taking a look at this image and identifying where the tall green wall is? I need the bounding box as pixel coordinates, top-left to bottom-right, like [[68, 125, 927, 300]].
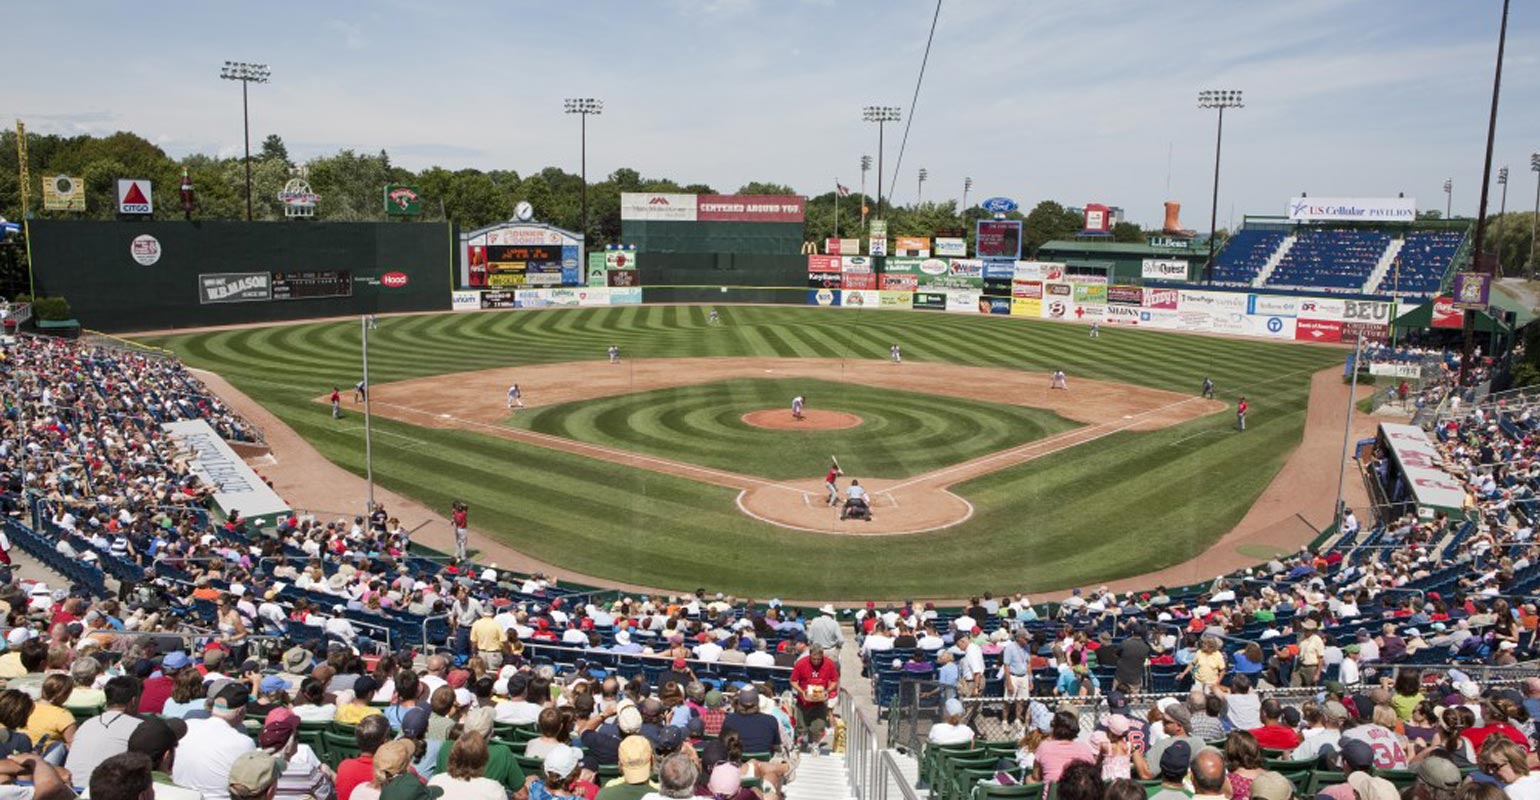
[[28, 220, 453, 332]]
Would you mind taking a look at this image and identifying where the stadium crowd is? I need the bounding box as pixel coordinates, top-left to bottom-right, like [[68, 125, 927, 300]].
[[0, 330, 1532, 800]]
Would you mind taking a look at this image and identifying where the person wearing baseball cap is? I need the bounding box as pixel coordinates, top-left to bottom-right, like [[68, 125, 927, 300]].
[[720, 686, 781, 755], [336, 675, 385, 725], [596, 736, 654, 800], [174, 681, 255, 800], [927, 699, 975, 746], [261, 707, 332, 800], [1137, 703, 1205, 780], [228, 750, 283, 800], [1247, 771, 1294, 800], [1145, 740, 1193, 800], [125, 715, 190, 791], [1407, 756, 1462, 800]]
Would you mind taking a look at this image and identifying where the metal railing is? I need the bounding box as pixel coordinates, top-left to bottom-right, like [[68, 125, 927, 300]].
[[842, 688, 921, 800]]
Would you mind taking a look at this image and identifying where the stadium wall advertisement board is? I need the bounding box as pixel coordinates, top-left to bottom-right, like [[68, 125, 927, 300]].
[[894, 237, 931, 257], [198, 272, 272, 304], [880, 274, 918, 291], [912, 292, 946, 311], [878, 291, 912, 309], [841, 289, 880, 308], [1379, 422, 1466, 512], [164, 419, 290, 521], [1141, 259, 1189, 280], [944, 290, 981, 313], [976, 220, 1022, 260], [1287, 196, 1417, 223], [934, 237, 967, 257], [808, 288, 840, 306], [841, 273, 876, 291], [1010, 298, 1041, 317]]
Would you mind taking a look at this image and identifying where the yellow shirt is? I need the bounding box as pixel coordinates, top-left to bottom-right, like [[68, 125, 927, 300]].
[[0, 653, 25, 680], [334, 702, 383, 726], [1299, 634, 1325, 666], [24, 702, 74, 747], [470, 617, 505, 652], [1193, 650, 1225, 685]]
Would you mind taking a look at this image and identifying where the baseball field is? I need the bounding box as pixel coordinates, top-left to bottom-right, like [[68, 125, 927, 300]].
[[139, 305, 1344, 599]]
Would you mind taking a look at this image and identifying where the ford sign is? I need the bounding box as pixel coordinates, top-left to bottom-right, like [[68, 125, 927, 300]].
[[980, 197, 1018, 214]]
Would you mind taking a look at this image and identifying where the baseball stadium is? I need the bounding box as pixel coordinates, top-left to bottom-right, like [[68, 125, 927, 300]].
[[2, 3, 1539, 800]]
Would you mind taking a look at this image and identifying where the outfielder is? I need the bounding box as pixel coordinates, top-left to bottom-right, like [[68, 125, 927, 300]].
[[890, 344, 902, 364], [825, 460, 843, 507], [708, 308, 720, 324], [1201, 377, 1215, 399], [1088, 321, 1100, 339], [792, 394, 806, 421], [507, 383, 524, 409]]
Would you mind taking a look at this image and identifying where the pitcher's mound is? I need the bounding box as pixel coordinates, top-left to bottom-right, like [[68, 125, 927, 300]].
[[742, 409, 863, 430]]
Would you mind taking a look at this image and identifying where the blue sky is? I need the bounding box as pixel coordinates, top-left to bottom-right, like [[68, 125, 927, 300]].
[[9, 0, 1540, 228]]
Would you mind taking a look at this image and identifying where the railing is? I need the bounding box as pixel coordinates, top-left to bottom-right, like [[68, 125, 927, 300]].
[[842, 689, 921, 800]]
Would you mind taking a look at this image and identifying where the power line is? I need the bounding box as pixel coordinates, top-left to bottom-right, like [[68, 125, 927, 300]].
[[887, 0, 943, 204]]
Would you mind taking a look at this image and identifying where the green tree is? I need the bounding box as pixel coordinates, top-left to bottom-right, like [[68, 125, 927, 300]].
[[736, 182, 796, 195], [1111, 221, 1145, 243], [1022, 200, 1081, 256], [259, 134, 290, 166]]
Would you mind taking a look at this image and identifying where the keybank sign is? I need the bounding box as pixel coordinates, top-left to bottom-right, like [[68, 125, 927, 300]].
[[1286, 196, 1416, 223]]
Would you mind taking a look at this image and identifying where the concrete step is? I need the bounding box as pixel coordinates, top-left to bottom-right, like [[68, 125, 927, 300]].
[[786, 750, 854, 800]]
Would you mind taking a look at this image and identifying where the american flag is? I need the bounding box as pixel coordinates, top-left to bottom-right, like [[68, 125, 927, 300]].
[[836, 182, 851, 197]]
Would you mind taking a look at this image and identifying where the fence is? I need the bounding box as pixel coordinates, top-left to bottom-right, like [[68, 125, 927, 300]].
[[885, 664, 1535, 755]]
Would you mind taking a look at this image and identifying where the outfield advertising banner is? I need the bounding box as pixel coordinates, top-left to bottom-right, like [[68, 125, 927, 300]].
[[808, 288, 841, 306], [1104, 305, 1144, 326], [198, 272, 272, 304], [881, 257, 925, 275], [1142, 259, 1189, 280], [809, 272, 842, 289], [935, 237, 967, 257], [912, 291, 946, 311], [825, 238, 861, 255], [611, 287, 642, 305], [980, 297, 1012, 315], [1287, 196, 1416, 223], [1248, 295, 1301, 317], [1012, 280, 1043, 299], [1295, 318, 1342, 343], [1073, 283, 1107, 304], [841, 289, 880, 308], [1011, 298, 1042, 317], [1431, 297, 1464, 329], [878, 291, 912, 309], [880, 273, 918, 291], [944, 290, 981, 314], [1144, 288, 1180, 310], [1013, 261, 1066, 282], [976, 220, 1022, 260], [620, 193, 697, 221], [807, 254, 841, 273], [1107, 285, 1143, 306], [451, 291, 481, 311], [841, 273, 876, 291], [895, 237, 931, 257], [840, 256, 874, 273]]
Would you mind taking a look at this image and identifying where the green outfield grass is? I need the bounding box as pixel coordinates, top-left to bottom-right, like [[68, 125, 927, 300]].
[[139, 305, 1344, 598], [510, 377, 1079, 480]]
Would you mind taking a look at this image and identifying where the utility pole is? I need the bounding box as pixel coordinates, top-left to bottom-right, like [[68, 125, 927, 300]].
[[863, 106, 901, 220], [1461, 0, 1510, 384], [859, 155, 872, 230], [1198, 90, 1244, 284]]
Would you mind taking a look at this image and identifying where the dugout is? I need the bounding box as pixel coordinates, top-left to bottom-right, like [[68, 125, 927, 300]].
[[28, 220, 452, 332], [1035, 239, 1210, 284]]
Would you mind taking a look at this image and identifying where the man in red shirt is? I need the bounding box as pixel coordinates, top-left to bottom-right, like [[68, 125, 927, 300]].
[[335, 715, 392, 800], [1249, 698, 1301, 750], [791, 644, 840, 752], [1236, 397, 1249, 431], [451, 501, 469, 562]]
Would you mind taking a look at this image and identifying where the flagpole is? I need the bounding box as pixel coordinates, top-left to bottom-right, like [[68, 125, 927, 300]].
[[834, 181, 840, 240], [362, 314, 375, 517]]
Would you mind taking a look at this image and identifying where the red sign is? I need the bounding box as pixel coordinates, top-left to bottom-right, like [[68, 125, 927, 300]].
[[842, 273, 876, 291], [1340, 321, 1387, 344], [1144, 288, 1178, 310], [1012, 280, 1043, 299], [880, 273, 918, 291], [381, 271, 409, 288], [807, 254, 841, 273], [696, 194, 805, 223], [1431, 296, 1464, 329], [1295, 318, 1342, 343]]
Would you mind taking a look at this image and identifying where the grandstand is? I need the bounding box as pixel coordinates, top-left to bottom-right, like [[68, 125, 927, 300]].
[[0, 329, 1532, 800], [1210, 218, 1469, 299]]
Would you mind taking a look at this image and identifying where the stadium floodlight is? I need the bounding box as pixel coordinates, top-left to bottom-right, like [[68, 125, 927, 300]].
[[860, 155, 873, 228], [219, 61, 270, 221], [862, 106, 902, 220], [1444, 178, 1453, 218], [1495, 167, 1510, 276], [1196, 90, 1243, 283], [963, 176, 973, 212], [564, 98, 604, 248], [917, 168, 928, 205], [1530, 154, 1539, 278]]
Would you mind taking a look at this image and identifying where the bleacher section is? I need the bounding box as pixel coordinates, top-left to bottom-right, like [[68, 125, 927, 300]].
[[1208, 229, 1284, 286], [1266, 229, 1391, 292], [1374, 229, 1466, 297]]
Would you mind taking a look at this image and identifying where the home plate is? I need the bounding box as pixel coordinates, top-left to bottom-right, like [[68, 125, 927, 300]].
[[439, 414, 452, 419]]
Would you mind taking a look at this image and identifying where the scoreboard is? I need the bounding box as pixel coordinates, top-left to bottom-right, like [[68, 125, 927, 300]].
[[272, 270, 353, 300]]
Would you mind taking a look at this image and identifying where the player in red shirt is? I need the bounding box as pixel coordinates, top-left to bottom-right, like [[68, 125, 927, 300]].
[[1236, 397, 1249, 431], [824, 462, 843, 507], [791, 644, 840, 751], [330, 387, 342, 419]]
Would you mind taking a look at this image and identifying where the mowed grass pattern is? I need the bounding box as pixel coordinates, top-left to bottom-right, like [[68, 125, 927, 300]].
[[511, 378, 1080, 480], [139, 305, 1344, 598]]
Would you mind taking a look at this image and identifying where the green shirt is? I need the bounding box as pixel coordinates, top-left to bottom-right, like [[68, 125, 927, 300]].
[[596, 782, 656, 800], [436, 738, 525, 792]]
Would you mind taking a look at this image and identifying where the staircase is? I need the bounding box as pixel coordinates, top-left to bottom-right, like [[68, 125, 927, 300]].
[[1253, 235, 1296, 287], [786, 751, 856, 800], [1363, 238, 1405, 294]]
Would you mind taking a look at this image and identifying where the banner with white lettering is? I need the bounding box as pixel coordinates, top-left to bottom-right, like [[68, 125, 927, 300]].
[[163, 420, 291, 521]]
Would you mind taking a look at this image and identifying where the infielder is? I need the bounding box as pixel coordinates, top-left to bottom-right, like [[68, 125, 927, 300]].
[[608, 344, 620, 364], [330, 387, 342, 419], [1201, 377, 1215, 399], [1236, 396, 1249, 431], [825, 461, 843, 507], [354, 380, 367, 403], [1050, 370, 1068, 390], [792, 394, 806, 420], [507, 383, 524, 409], [708, 308, 720, 324], [890, 344, 902, 364]]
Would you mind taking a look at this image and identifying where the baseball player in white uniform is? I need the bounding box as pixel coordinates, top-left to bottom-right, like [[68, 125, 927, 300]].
[[891, 344, 902, 364], [608, 345, 620, 364], [1050, 370, 1068, 390], [792, 395, 805, 420], [507, 383, 524, 409]]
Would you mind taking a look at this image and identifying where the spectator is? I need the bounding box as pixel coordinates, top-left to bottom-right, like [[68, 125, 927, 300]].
[[1108, 779, 1153, 800], [1033, 710, 1096, 784], [139, 653, 191, 716], [928, 699, 975, 746], [645, 752, 698, 800], [336, 676, 384, 726], [1189, 691, 1226, 741], [124, 715, 200, 800], [1092, 715, 1133, 781], [1056, 760, 1105, 800], [1292, 701, 1347, 763], [1318, 739, 1381, 800], [1191, 748, 1229, 800], [428, 732, 513, 800], [335, 714, 392, 800], [0, 690, 35, 757], [89, 752, 156, 800], [291, 678, 336, 723], [1224, 675, 1263, 731], [259, 708, 333, 800], [1224, 731, 1266, 800], [355, 739, 416, 800], [1146, 741, 1194, 800], [1247, 771, 1294, 800], [1406, 756, 1463, 800], [1179, 636, 1225, 691], [526, 707, 574, 759], [161, 669, 208, 720], [1139, 703, 1205, 780], [597, 735, 655, 800], [64, 656, 105, 710], [790, 644, 838, 751], [720, 688, 780, 756], [1480, 737, 1540, 800], [23, 674, 76, 756], [228, 751, 283, 800], [528, 743, 592, 800], [1343, 705, 1409, 770], [65, 675, 145, 785], [433, 706, 523, 795], [1250, 699, 1302, 750], [174, 682, 257, 800]]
